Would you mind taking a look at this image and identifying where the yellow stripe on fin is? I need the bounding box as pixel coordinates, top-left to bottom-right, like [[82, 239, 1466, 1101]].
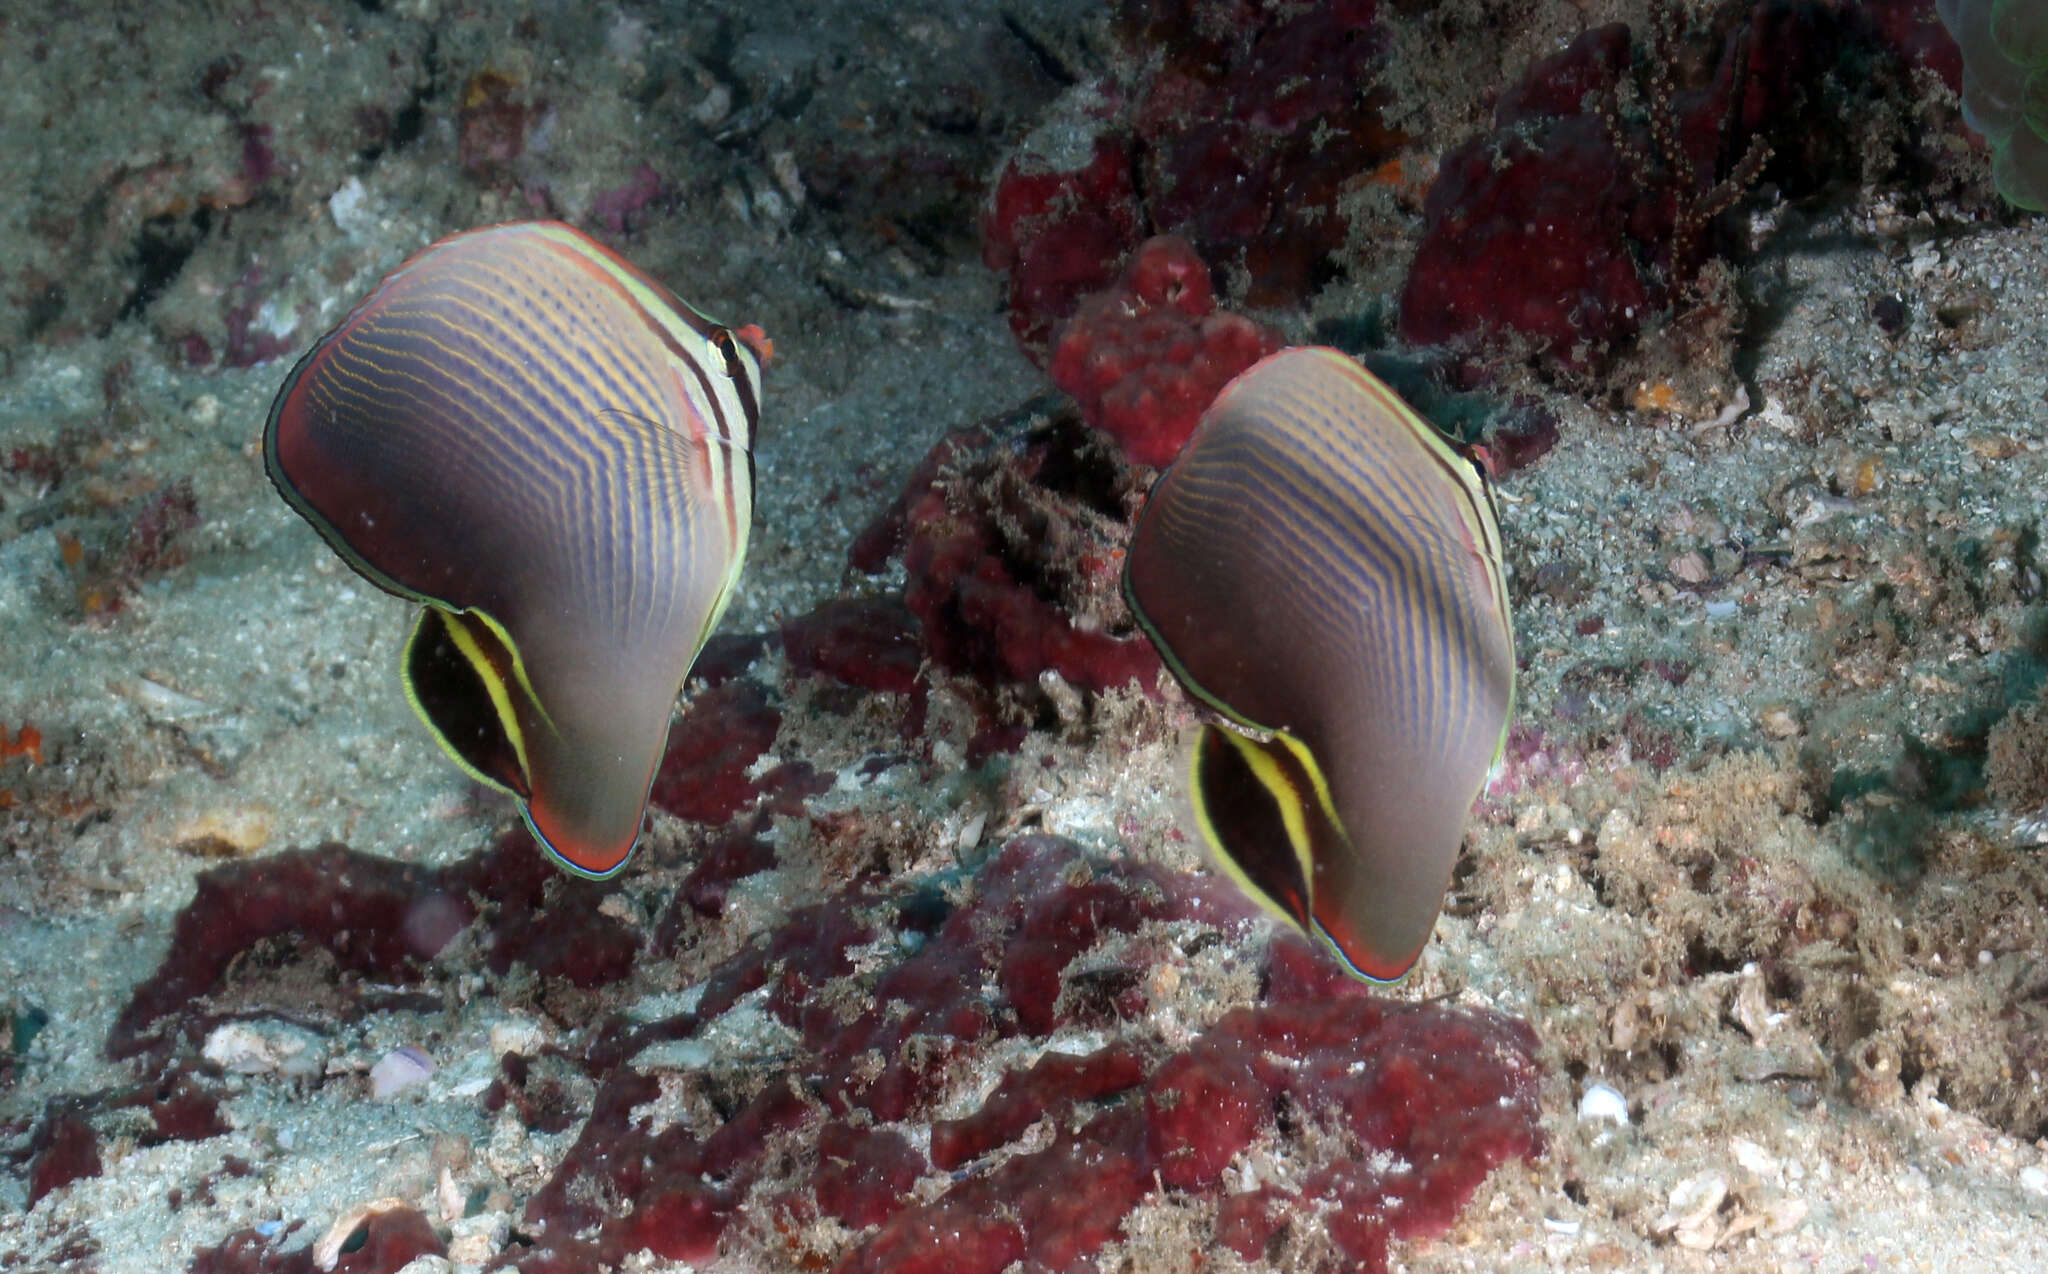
[[1188, 723, 1321, 934], [1189, 722, 1399, 984], [402, 607, 547, 799]]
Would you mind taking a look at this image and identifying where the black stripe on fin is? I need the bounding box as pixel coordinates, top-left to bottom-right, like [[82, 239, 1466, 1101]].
[[1190, 724, 1318, 932], [404, 608, 532, 800]]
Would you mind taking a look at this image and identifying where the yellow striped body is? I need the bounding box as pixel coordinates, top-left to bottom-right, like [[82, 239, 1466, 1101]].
[[265, 221, 766, 877], [1124, 346, 1513, 980]]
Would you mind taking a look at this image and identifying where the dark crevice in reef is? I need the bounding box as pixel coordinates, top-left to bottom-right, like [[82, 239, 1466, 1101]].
[[119, 208, 212, 324]]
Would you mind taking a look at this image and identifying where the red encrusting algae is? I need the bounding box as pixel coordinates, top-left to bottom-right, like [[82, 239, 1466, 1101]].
[[90, 766, 1537, 1271], [496, 835, 1541, 1273], [1048, 235, 1283, 469]]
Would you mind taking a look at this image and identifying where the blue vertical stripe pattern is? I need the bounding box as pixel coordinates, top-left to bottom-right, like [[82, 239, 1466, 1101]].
[[1124, 346, 1513, 980], [264, 220, 766, 877]]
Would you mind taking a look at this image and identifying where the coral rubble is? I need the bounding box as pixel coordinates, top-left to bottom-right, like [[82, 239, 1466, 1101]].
[[853, 406, 1162, 696]]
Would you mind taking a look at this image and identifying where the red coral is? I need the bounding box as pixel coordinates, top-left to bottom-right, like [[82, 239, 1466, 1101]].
[[835, 1201, 1023, 1274], [982, 125, 1143, 362], [1146, 1036, 1265, 1190], [483, 1052, 583, 1136], [643, 677, 824, 826], [1493, 22, 1633, 123], [463, 829, 642, 990], [141, 1064, 232, 1143], [1047, 235, 1284, 467], [623, 1179, 730, 1262], [190, 1205, 444, 1274], [1400, 113, 1651, 374], [107, 831, 658, 1062], [1012, 1108, 1153, 1272], [908, 527, 1161, 691], [1864, 0, 1963, 91], [782, 596, 925, 696], [929, 1044, 1146, 1171], [667, 816, 779, 925], [647, 679, 783, 824], [97, 788, 1537, 1274], [1000, 869, 1165, 1034], [847, 423, 990, 575], [1486, 402, 1563, 474], [983, 1, 1403, 353], [26, 1064, 233, 1214], [330, 1207, 446, 1273], [26, 1104, 100, 1207], [1215, 1184, 1289, 1260], [866, 1106, 1152, 1274], [1403, 6, 1955, 377], [1129, 0, 1400, 304], [1163, 938, 1546, 1270], [815, 1122, 927, 1229], [1397, 24, 1648, 374], [689, 630, 773, 686]]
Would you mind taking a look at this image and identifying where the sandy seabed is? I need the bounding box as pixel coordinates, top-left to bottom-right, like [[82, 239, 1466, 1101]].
[[3, 0, 2047, 1271]]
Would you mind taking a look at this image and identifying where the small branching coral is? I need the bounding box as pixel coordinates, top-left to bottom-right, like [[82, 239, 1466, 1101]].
[[1599, 6, 1773, 292]]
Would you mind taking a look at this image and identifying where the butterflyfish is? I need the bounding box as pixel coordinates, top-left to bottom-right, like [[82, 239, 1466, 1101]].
[[264, 220, 768, 878], [1123, 346, 1513, 981]]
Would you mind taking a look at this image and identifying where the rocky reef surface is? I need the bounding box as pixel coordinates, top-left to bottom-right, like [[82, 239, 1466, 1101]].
[[4, 1, 2048, 1272]]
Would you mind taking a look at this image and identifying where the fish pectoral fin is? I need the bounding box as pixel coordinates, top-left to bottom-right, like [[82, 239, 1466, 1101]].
[[402, 606, 542, 800], [590, 404, 753, 549], [592, 405, 749, 461]]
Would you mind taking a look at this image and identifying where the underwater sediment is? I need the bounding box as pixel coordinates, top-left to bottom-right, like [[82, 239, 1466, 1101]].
[[4, 1, 2048, 1272]]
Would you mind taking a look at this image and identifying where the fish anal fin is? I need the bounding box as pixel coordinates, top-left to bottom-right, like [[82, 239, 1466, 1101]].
[[403, 607, 537, 800], [1192, 724, 1411, 983], [1189, 724, 1324, 933]]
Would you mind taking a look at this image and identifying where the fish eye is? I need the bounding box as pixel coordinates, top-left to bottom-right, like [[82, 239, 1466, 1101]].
[[711, 328, 747, 382], [1461, 442, 1498, 485]]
